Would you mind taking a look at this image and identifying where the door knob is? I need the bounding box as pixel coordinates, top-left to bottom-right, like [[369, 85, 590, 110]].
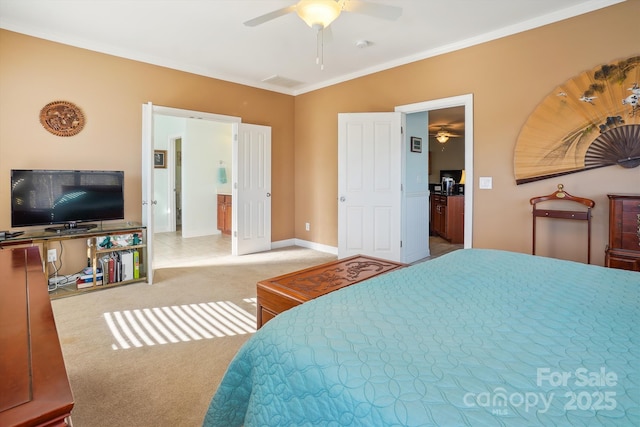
[[340, 196, 346, 202], [267, 193, 271, 197]]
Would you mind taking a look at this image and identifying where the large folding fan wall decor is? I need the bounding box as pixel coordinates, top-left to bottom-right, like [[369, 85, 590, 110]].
[[514, 55, 640, 184]]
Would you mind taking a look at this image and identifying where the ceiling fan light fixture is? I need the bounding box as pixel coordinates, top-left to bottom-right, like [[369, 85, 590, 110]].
[[436, 132, 449, 143], [296, 0, 342, 29]]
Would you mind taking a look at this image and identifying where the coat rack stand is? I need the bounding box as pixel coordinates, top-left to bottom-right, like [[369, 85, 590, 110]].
[[529, 184, 595, 264]]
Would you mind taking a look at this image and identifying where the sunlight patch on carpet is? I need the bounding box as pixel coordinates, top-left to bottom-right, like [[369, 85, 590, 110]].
[[104, 300, 256, 350]]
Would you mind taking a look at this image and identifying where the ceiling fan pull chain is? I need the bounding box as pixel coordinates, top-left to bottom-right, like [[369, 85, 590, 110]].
[[320, 28, 325, 70], [316, 29, 320, 65], [315, 27, 325, 70]]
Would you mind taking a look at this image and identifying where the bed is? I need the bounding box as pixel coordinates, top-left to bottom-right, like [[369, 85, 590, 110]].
[[203, 249, 639, 426]]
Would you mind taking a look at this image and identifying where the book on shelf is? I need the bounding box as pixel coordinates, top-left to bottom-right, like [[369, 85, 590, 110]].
[[96, 249, 141, 286], [109, 255, 116, 283], [121, 250, 134, 281], [79, 273, 103, 282], [76, 267, 103, 289], [77, 279, 103, 289], [133, 249, 140, 279], [99, 256, 109, 284], [116, 252, 122, 282], [98, 254, 117, 284]]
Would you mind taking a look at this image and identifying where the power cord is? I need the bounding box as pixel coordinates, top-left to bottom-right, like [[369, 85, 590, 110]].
[[48, 241, 72, 292], [48, 269, 83, 292]]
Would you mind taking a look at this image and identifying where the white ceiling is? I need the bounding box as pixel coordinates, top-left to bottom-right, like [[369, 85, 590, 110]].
[[0, 0, 623, 95]]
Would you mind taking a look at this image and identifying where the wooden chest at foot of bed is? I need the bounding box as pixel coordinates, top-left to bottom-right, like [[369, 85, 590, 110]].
[[256, 255, 405, 328]]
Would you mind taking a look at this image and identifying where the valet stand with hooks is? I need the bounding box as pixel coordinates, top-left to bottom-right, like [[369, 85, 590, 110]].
[[529, 184, 596, 264]]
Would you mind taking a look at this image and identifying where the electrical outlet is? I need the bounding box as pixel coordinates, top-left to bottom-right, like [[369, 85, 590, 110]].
[[47, 248, 57, 262], [305, 222, 310, 231]]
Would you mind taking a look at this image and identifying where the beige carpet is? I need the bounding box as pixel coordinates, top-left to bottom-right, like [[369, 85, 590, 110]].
[[51, 246, 337, 427]]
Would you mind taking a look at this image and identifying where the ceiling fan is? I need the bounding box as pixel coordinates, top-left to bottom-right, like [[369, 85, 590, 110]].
[[243, 0, 403, 30], [244, 1, 401, 69], [429, 126, 462, 144]]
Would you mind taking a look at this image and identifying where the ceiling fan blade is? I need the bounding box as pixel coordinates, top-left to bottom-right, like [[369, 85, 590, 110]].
[[243, 5, 297, 27], [429, 126, 462, 138], [343, 0, 402, 20]]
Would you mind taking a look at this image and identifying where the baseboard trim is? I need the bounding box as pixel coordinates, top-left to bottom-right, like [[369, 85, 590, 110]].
[[271, 239, 296, 249], [271, 239, 338, 255]]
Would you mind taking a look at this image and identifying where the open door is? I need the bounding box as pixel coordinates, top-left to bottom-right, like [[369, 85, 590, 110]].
[[143, 105, 271, 273], [338, 112, 403, 262], [232, 123, 272, 256], [141, 102, 155, 284]]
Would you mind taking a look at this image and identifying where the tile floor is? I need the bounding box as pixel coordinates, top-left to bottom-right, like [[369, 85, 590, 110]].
[[153, 231, 232, 269], [153, 232, 462, 268]]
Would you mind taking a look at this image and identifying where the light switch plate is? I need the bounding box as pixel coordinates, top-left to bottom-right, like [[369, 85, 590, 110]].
[[479, 177, 493, 189]]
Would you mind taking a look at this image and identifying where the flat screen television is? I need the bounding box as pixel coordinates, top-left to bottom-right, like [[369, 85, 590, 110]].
[[11, 169, 124, 231]]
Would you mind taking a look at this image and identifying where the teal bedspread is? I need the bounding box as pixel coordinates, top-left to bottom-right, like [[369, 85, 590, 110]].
[[203, 249, 640, 426]]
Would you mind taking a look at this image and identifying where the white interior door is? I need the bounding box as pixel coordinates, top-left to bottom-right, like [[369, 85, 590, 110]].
[[232, 123, 272, 256], [141, 102, 155, 284], [338, 112, 403, 262]]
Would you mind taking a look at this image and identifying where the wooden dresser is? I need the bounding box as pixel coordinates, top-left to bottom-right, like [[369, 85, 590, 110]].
[[256, 255, 405, 328], [430, 193, 464, 244], [0, 247, 74, 426], [605, 194, 640, 272]]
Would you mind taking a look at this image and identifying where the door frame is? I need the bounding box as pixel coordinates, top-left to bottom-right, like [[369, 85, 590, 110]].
[[152, 106, 240, 237], [395, 94, 474, 248], [168, 135, 181, 233], [142, 104, 242, 282]]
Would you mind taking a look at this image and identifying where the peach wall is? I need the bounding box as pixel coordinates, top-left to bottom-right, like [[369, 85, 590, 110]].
[[294, 1, 639, 266], [0, 30, 294, 273], [1, 1, 638, 271], [0, 29, 295, 239]]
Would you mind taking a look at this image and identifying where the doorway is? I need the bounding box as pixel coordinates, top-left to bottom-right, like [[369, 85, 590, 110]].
[[426, 106, 465, 256], [336, 95, 472, 263], [141, 104, 272, 282], [396, 94, 474, 256]]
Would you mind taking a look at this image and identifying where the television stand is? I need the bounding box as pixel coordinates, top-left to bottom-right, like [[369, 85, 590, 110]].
[[0, 222, 147, 299], [45, 223, 97, 234]]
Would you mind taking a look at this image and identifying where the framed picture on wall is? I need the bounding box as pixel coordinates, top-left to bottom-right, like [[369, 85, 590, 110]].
[[410, 137, 422, 153], [154, 150, 167, 168]]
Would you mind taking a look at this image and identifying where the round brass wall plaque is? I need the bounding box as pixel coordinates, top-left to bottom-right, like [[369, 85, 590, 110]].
[[39, 100, 85, 137]]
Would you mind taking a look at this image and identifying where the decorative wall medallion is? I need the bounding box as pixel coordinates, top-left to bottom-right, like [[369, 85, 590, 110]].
[[514, 55, 640, 184], [39, 100, 86, 137]]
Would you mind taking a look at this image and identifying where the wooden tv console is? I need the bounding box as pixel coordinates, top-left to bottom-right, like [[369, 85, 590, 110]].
[[0, 223, 147, 299], [0, 247, 74, 426]]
